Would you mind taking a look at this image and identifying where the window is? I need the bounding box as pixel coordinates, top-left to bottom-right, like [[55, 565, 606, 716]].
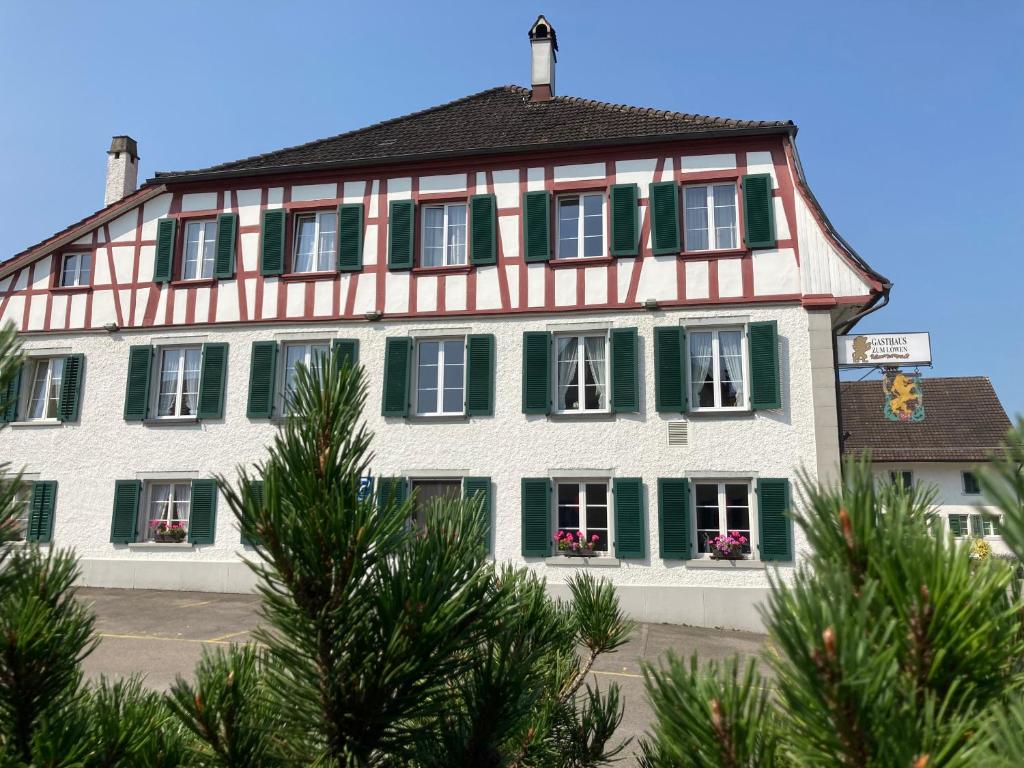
[[948, 514, 969, 538], [183, 220, 217, 280], [156, 348, 201, 418], [144, 482, 191, 542], [557, 193, 604, 259], [555, 334, 607, 413], [11, 484, 30, 541], [293, 211, 337, 273], [978, 516, 997, 537], [695, 482, 753, 555], [890, 470, 913, 489], [688, 328, 746, 410], [59, 253, 92, 287], [556, 481, 610, 553], [683, 184, 738, 251], [283, 342, 329, 413], [421, 203, 467, 267], [414, 338, 465, 415], [962, 471, 981, 495], [25, 357, 65, 420], [410, 478, 461, 529]]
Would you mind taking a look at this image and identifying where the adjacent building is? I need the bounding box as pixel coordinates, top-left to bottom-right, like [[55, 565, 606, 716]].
[[0, 17, 889, 630]]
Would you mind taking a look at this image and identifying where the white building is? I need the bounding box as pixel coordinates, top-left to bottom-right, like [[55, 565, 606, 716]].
[[0, 17, 889, 631], [841, 376, 1013, 555]]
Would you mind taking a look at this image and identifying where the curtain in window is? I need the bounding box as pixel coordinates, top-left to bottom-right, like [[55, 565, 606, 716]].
[[316, 213, 336, 271], [557, 338, 579, 410], [584, 336, 606, 409], [28, 360, 49, 419], [148, 483, 172, 538], [713, 185, 737, 249], [294, 217, 316, 272], [181, 349, 201, 416], [684, 187, 709, 251], [718, 330, 745, 406], [447, 205, 467, 264], [423, 207, 444, 266], [689, 332, 713, 405]]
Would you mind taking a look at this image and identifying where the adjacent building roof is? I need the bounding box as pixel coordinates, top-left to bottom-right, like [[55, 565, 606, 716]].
[[152, 85, 794, 182], [841, 377, 1012, 462]]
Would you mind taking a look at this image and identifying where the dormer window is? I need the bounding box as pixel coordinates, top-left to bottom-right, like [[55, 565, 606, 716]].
[[183, 220, 217, 280], [421, 203, 467, 267], [293, 211, 337, 273], [557, 193, 604, 259], [59, 253, 92, 287]]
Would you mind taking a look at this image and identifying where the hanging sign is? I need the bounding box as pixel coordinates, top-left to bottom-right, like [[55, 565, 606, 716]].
[[883, 370, 925, 422], [837, 333, 932, 368]]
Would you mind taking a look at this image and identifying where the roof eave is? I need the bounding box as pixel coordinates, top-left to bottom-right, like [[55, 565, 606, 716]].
[[147, 125, 797, 186]]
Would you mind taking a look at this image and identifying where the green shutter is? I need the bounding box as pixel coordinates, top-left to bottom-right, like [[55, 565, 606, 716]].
[[970, 514, 984, 538], [610, 327, 639, 413], [649, 182, 680, 255], [240, 479, 264, 546], [337, 203, 364, 272], [154, 218, 176, 283], [658, 478, 691, 560], [758, 478, 792, 561], [387, 200, 415, 270], [463, 476, 492, 552], [521, 478, 551, 557], [742, 173, 776, 249], [259, 209, 286, 276], [381, 337, 412, 417], [465, 334, 495, 416], [522, 191, 551, 262], [654, 327, 686, 412], [749, 321, 781, 410], [246, 341, 278, 419], [332, 339, 359, 371], [213, 213, 238, 279], [188, 479, 217, 545], [610, 183, 640, 257], [57, 354, 84, 422], [197, 343, 229, 420], [123, 345, 153, 422], [614, 478, 645, 559], [110, 480, 141, 544], [378, 477, 408, 509], [27, 480, 58, 543], [521, 331, 551, 414], [470, 194, 497, 265], [1, 363, 22, 423]]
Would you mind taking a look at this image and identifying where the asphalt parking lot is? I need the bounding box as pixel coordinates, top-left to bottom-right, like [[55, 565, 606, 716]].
[[77, 587, 767, 762]]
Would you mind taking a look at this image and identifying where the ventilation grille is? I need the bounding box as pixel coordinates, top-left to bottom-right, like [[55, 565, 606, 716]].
[[667, 421, 688, 446]]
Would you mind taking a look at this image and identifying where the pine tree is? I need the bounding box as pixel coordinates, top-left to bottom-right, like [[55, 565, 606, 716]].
[[640, 423, 1024, 767]]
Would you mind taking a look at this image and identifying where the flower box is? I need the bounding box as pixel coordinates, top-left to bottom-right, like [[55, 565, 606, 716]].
[[709, 552, 746, 561], [707, 531, 749, 560], [563, 550, 599, 558], [150, 521, 187, 543]]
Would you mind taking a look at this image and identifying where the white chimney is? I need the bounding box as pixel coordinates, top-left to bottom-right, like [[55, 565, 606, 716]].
[[529, 15, 557, 102], [105, 135, 139, 206]]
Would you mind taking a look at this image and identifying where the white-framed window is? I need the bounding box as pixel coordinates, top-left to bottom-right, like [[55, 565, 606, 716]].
[[555, 480, 611, 553], [25, 357, 65, 420], [11, 484, 30, 541], [889, 470, 913, 489], [556, 192, 604, 259], [293, 211, 337, 273], [962, 471, 981, 495], [683, 183, 738, 252], [555, 333, 608, 413], [421, 203, 467, 267], [143, 482, 191, 542], [182, 219, 217, 280], [948, 514, 969, 538], [950, 513, 998, 538], [282, 342, 329, 414], [155, 347, 201, 418], [410, 478, 462, 529], [694, 481, 754, 556], [59, 253, 92, 287], [688, 328, 747, 411], [414, 338, 465, 415]]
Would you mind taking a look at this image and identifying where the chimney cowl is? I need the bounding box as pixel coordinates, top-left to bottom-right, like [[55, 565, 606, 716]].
[[528, 15, 557, 102], [104, 135, 139, 207]]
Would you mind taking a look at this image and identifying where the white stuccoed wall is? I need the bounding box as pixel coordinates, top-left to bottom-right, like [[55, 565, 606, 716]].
[[5, 303, 831, 631]]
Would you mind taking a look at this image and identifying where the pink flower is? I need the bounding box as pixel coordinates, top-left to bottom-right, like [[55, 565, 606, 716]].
[[591, 534, 599, 541]]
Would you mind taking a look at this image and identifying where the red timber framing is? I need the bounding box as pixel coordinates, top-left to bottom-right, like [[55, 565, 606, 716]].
[[0, 135, 882, 334]]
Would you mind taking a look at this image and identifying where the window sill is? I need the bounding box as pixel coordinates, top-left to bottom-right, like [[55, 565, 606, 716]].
[[280, 271, 337, 282], [127, 542, 194, 551], [412, 264, 472, 276], [142, 417, 200, 426], [679, 248, 748, 259], [8, 419, 62, 428], [170, 278, 217, 287], [547, 411, 616, 422], [545, 556, 620, 567], [50, 285, 92, 294], [406, 414, 470, 423], [685, 558, 766, 570], [686, 408, 753, 417], [549, 256, 613, 268]]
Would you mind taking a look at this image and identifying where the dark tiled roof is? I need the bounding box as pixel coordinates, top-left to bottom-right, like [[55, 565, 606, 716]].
[[841, 377, 1012, 462], [153, 85, 793, 181]]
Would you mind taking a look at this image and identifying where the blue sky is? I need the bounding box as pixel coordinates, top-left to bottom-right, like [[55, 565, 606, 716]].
[[1, 1, 1021, 416]]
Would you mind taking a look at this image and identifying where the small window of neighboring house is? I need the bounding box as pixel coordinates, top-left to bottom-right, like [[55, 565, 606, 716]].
[[557, 193, 604, 259], [182, 220, 218, 280], [962, 471, 981, 495], [688, 328, 747, 411], [293, 211, 337, 273], [143, 481, 191, 542], [683, 183, 738, 252], [11, 483, 30, 541], [421, 203, 467, 267], [554, 333, 608, 413], [410, 478, 461, 530], [24, 357, 65, 421], [414, 338, 465, 416], [59, 253, 92, 287], [694, 481, 754, 556], [890, 470, 913, 489], [282, 342, 330, 414], [948, 514, 969, 538], [154, 347, 201, 418], [555, 480, 611, 554]]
